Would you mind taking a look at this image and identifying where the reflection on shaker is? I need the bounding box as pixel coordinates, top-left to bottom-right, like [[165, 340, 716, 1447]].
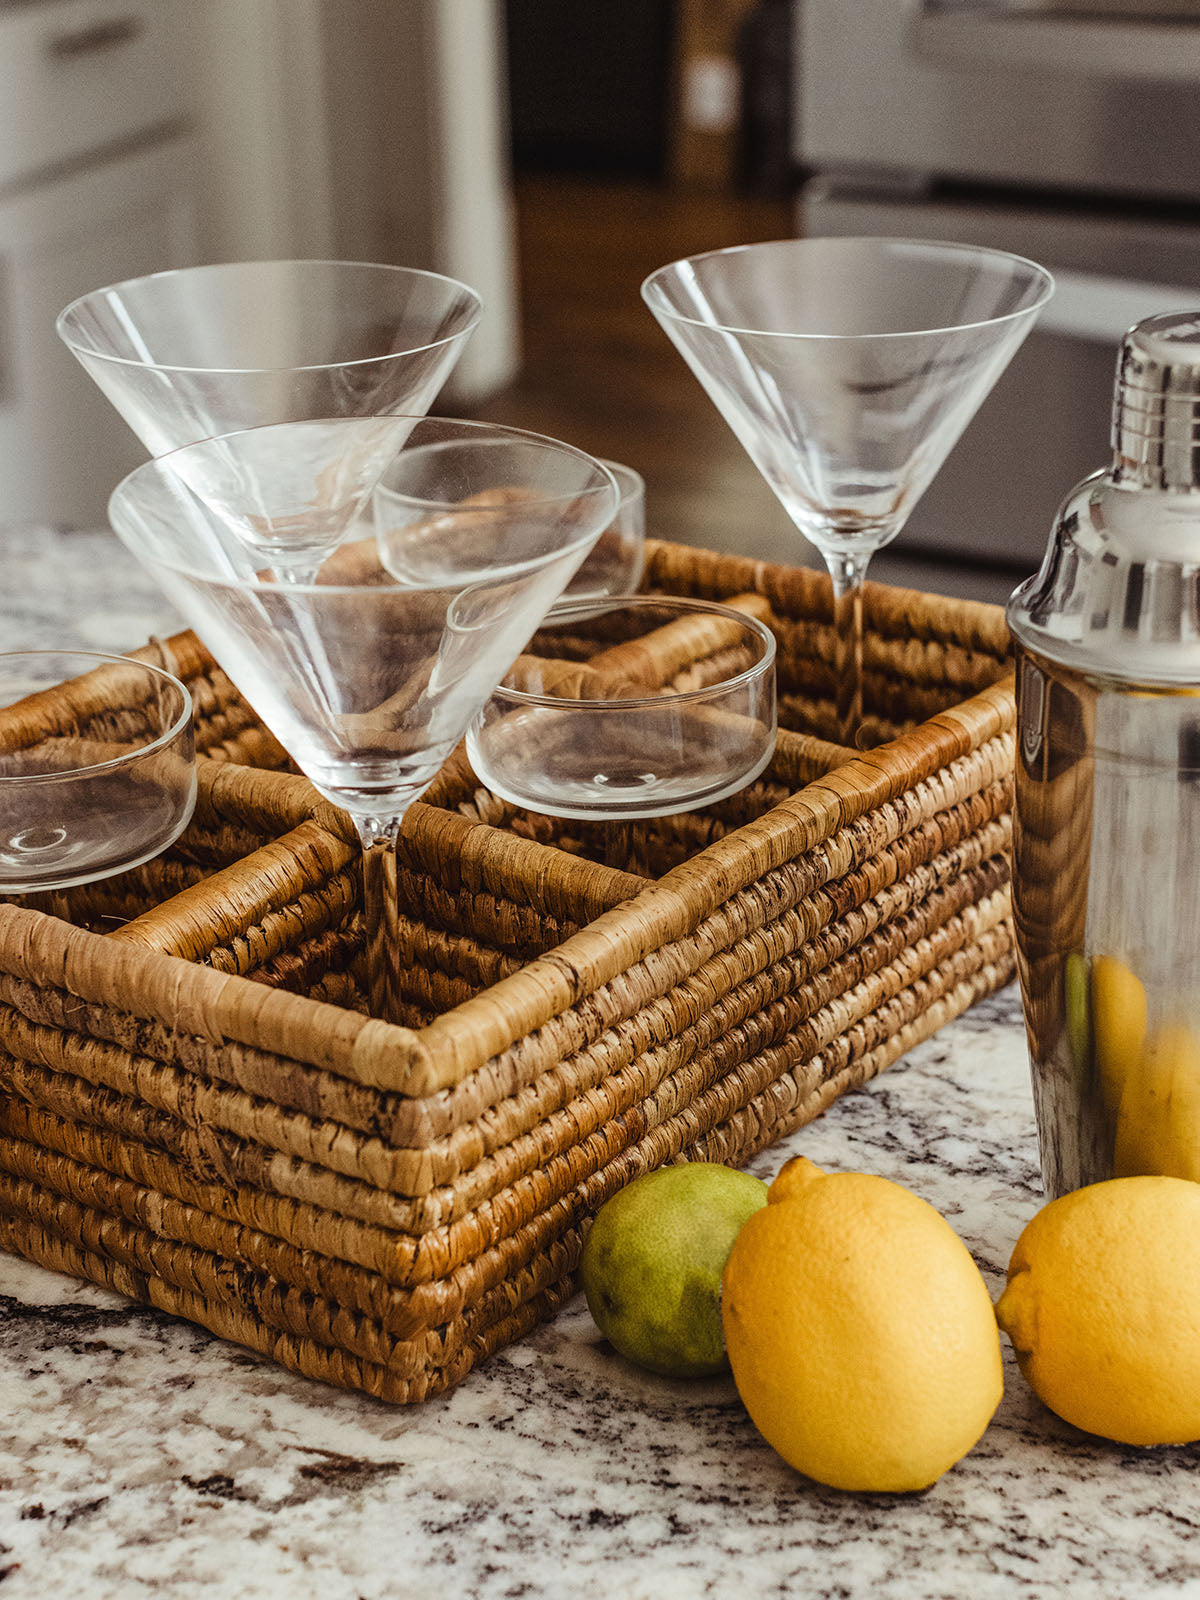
[[1009, 311, 1200, 1199]]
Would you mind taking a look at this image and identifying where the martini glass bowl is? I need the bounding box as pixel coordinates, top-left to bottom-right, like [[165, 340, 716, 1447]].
[[0, 650, 195, 896], [56, 258, 482, 457], [642, 237, 1053, 743], [108, 416, 617, 1022], [466, 595, 776, 864]]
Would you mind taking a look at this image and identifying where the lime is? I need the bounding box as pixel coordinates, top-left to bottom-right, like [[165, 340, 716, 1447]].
[[581, 1162, 768, 1378], [1064, 950, 1092, 1077]]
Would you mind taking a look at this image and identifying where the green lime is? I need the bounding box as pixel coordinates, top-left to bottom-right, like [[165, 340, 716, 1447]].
[[580, 1162, 768, 1378], [1065, 950, 1092, 1078]]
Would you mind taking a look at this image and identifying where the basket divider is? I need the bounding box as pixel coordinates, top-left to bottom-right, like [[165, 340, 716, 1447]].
[[109, 819, 358, 960]]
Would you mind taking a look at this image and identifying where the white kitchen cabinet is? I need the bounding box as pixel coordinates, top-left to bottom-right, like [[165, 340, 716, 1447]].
[[0, 135, 200, 529], [0, 0, 195, 195], [0, 0, 201, 530]]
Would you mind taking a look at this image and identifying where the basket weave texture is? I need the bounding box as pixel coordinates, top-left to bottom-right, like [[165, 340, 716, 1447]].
[[0, 540, 1016, 1402]]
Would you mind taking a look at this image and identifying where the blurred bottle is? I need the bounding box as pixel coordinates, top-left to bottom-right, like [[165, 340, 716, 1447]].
[[736, 0, 795, 198]]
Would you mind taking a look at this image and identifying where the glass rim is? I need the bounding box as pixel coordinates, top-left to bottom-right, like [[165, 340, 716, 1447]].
[[0, 649, 194, 784], [487, 594, 777, 711], [375, 423, 619, 519], [56, 258, 484, 376], [108, 417, 620, 593], [640, 236, 1056, 344], [594, 458, 646, 506]]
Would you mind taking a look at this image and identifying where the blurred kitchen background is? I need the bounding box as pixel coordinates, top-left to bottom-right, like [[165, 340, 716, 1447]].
[[5, 0, 1200, 602]]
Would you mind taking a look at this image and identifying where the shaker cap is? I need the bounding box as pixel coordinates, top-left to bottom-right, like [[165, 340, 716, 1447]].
[[1008, 311, 1200, 685], [1114, 311, 1200, 491]]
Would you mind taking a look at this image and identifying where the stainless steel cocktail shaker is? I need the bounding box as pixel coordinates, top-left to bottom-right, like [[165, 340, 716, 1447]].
[[1008, 312, 1200, 1198]]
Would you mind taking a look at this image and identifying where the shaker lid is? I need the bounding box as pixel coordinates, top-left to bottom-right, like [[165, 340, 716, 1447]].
[[1007, 312, 1200, 685]]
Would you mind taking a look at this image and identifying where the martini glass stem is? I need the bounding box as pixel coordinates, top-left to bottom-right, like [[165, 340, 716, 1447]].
[[356, 814, 405, 1024], [827, 549, 868, 748]]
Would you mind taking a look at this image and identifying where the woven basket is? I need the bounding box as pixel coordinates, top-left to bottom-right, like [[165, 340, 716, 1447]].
[[0, 540, 1016, 1402]]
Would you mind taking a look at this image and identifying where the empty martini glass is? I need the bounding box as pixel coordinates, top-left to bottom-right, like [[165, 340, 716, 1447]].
[[59, 261, 482, 581], [56, 257, 482, 452], [643, 237, 1053, 744], [107, 416, 617, 1023]]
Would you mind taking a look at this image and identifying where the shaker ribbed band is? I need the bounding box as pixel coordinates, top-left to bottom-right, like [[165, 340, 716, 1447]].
[[1113, 312, 1200, 490]]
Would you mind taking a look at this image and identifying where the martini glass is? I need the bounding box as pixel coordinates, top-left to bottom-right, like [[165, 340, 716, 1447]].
[[56, 258, 482, 455], [107, 417, 617, 1023], [643, 237, 1054, 744]]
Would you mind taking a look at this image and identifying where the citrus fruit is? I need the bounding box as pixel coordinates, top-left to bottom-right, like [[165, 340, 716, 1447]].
[[1064, 951, 1091, 1074], [995, 1175, 1200, 1445], [581, 1162, 768, 1378], [1113, 1023, 1200, 1181], [722, 1157, 1002, 1492], [1091, 954, 1147, 1113]]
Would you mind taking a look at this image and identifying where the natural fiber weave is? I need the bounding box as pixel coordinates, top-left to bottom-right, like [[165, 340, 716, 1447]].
[[0, 539, 1015, 1401]]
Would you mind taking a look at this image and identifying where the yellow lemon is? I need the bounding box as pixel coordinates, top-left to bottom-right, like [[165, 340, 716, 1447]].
[[765, 1153, 824, 1205], [722, 1160, 1003, 1492], [1091, 954, 1147, 1113], [995, 1176, 1200, 1445], [1114, 1023, 1200, 1181]]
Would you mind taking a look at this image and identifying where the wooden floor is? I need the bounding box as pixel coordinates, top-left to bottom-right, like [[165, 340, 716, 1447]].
[[472, 175, 797, 555]]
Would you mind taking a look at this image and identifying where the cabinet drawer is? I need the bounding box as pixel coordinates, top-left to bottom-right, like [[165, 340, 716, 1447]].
[[0, 132, 201, 525], [0, 0, 194, 192]]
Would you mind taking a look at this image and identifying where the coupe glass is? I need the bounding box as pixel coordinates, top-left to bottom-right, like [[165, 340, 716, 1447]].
[[0, 651, 195, 895], [643, 237, 1054, 743], [56, 259, 482, 457], [108, 416, 617, 1023]]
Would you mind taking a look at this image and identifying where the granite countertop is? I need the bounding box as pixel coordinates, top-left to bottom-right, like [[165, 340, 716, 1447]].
[[3, 526, 1200, 1600]]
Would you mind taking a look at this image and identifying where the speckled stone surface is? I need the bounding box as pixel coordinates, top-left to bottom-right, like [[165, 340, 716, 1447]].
[[3, 530, 1200, 1599], [1, 524, 181, 655]]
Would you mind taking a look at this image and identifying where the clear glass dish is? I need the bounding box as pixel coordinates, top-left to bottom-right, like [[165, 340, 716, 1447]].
[[556, 457, 645, 614], [467, 595, 777, 821], [0, 651, 196, 894]]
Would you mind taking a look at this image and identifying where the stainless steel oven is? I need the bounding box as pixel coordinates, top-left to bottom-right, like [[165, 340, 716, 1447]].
[[796, 0, 1200, 598]]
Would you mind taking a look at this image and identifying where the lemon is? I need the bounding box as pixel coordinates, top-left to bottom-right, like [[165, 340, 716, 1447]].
[[581, 1162, 768, 1378], [1091, 954, 1147, 1113], [1113, 1023, 1200, 1182], [765, 1152, 824, 1205], [996, 1176, 1200, 1445], [722, 1157, 1003, 1492]]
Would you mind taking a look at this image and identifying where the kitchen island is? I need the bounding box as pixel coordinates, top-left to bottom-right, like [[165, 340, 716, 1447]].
[[3, 526, 1199, 1599]]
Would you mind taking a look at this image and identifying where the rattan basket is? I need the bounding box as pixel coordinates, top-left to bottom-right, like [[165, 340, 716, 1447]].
[[0, 540, 1016, 1402]]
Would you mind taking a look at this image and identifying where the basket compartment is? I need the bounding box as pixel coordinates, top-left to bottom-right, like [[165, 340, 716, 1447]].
[[0, 540, 1015, 1401]]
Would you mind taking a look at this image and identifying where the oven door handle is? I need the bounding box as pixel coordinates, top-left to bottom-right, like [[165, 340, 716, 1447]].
[[914, 4, 1200, 84], [1040, 269, 1200, 342]]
